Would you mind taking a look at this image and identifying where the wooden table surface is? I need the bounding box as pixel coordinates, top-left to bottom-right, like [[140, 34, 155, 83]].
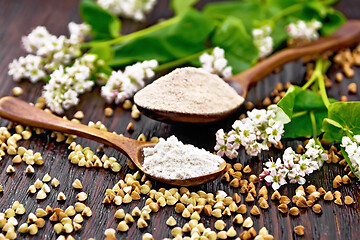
[[1, 0, 360, 239]]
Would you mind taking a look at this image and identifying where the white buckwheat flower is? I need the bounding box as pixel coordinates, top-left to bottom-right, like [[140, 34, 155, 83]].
[[266, 119, 284, 144], [260, 139, 327, 190], [97, 0, 123, 15], [252, 25, 273, 58], [8, 55, 46, 83], [215, 129, 240, 159], [8, 24, 92, 83], [68, 22, 91, 43], [21, 26, 82, 71], [214, 105, 284, 158], [21, 26, 54, 55], [42, 54, 96, 114], [101, 60, 158, 104], [200, 47, 232, 78], [286, 19, 322, 41], [263, 158, 288, 190], [97, 0, 157, 21]]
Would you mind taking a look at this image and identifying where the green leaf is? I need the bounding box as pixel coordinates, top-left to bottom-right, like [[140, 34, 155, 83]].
[[307, 2, 329, 18], [320, 10, 346, 36], [110, 9, 215, 66], [211, 16, 259, 74], [80, 0, 121, 40], [171, 0, 198, 15], [203, 1, 265, 33], [283, 110, 328, 138], [277, 85, 336, 139], [224, 53, 253, 74], [276, 85, 298, 119], [270, 17, 290, 49], [322, 102, 360, 142]]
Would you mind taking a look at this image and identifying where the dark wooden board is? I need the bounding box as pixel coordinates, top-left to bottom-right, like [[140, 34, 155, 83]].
[[0, 0, 360, 239]]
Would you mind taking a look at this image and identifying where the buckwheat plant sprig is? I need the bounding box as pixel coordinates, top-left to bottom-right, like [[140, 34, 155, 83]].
[[8, 55, 47, 83], [260, 139, 328, 190], [341, 135, 360, 176], [42, 54, 97, 114], [252, 25, 273, 58], [215, 105, 284, 158], [8, 23, 91, 82], [286, 19, 322, 41], [199, 47, 232, 78], [97, 0, 157, 21], [101, 59, 158, 104]]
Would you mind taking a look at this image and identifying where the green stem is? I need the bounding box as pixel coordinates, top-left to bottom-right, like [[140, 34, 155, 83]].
[[302, 72, 318, 90], [318, 71, 331, 109], [82, 16, 180, 48], [315, 59, 331, 108], [312, 81, 319, 93], [154, 48, 212, 72], [310, 111, 317, 139], [302, 58, 323, 90], [271, 3, 304, 22], [302, 59, 331, 109]]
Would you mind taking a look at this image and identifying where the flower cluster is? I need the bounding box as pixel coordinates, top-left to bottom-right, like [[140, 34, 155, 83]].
[[97, 0, 157, 21], [8, 55, 46, 83], [8, 23, 91, 82], [199, 47, 232, 78], [286, 19, 322, 41], [101, 60, 158, 104], [341, 135, 360, 176], [260, 139, 328, 190], [68, 22, 92, 43], [21, 25, 82, 71], [42, 54, 97, 114], [215, 105, 284, 158], [252, 25, 273, 58]]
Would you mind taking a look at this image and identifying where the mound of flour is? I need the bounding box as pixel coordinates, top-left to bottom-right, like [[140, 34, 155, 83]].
[[142, 135, 224, 180], [134, 67, 244, 115]]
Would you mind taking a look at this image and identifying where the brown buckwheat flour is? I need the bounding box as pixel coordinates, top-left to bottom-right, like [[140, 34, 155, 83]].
[[134, 67, 244, 115]]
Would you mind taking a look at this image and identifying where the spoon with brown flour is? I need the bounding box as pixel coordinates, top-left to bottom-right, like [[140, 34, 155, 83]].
[[0, 96, 226, 186], [134, 20, 360, 123]]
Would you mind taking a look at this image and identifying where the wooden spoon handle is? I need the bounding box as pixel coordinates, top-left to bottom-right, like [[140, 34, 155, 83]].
[[0, 96, 139, 156], [228, 20, 360, 88]]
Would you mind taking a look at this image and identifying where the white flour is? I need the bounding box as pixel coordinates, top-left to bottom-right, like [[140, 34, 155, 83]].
[[142, 136, 225, 180], [134, 67, 244, 115]]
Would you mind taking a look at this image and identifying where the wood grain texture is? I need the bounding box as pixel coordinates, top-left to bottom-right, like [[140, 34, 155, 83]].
[[0, 0, 359, 239]]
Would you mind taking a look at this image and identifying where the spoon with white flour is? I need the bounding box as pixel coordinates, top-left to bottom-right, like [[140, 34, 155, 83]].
[[134, 20, 360, 123], [0, 96, 226, 186]]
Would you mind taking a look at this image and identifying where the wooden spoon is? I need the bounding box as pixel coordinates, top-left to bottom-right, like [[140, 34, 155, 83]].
[[136, 20, 360, 124], [0, 96, 226, 186]]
